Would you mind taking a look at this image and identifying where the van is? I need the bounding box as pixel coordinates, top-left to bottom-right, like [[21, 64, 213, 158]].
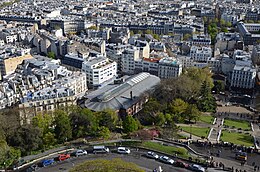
[[93, 146, 109, 154]]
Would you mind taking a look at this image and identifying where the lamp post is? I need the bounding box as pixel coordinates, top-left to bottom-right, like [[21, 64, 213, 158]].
[[190, 124, 192, 140]]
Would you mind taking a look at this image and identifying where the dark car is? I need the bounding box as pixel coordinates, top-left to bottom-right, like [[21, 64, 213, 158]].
[[175, 160, 189, 168], [26, 164, 39, 172], [41, 159, 54, 167]]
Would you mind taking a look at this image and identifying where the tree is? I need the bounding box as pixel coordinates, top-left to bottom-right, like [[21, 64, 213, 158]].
[[225, 21, 232, 27], [213, 80, 225, 94], [155, 113, 166, 126], [183, 33, 192, 41], [97, 109, 118, 131], [130, 30, 134, 36], [32, 114, 53, 134], [8, 124, 43, 155], [145, 29, 153, 34], [184, 104, 201, 123], [197, 80, 216, 112], [47, 51, 55, 59], [137, 30, 143, 34], [88, 25, 98, 30], [53, 110, 72, 143], [123, 116, 139, 133], [137, 99, 162, 125], [98, 126, 110, 140], [69, 158, 145, 172], [70, 107, 98, 138], [169, 99, 188, 121], [221, 27, 228, 33], [43, 132, 57, 148]]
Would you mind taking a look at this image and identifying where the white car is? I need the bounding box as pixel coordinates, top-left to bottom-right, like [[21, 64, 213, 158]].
[[146, 151, 159, 159], [189, 164, 205, 172], [75, 150, 87, 157], [159, 156, 174, 164], [117, 147, 131, 154]]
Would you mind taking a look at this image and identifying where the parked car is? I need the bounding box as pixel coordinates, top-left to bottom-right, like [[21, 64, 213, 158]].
[[159, 156, 174, 165], [41, 159, 55, 167], [93, 146, 110, 154], [189, 164, 205, 172], [72, 150, 87, 157], [26, 164, 39, 172], [146, 151, 159, 159], [58, 154, 70, 161], [117, 147, 131, 154], [175, 160, 189, 168]]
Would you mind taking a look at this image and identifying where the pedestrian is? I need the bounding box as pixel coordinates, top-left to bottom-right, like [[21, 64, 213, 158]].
[[258, 166, 259, 171], [231, 166, 234, 172], [253, 162, 256, 166]]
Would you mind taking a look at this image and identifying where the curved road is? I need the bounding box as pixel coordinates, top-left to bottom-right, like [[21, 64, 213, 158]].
[[37, 149, 190, 172]]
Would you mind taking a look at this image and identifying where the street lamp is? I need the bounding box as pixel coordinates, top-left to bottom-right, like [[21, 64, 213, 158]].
[[190, 124, 192, 140]]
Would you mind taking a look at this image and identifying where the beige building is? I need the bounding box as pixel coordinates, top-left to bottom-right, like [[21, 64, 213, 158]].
[[19, 95, 76, 125], [1, 54, 33, 76]]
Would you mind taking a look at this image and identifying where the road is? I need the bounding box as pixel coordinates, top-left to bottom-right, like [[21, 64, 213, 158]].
[[37, 150, 190, 172], [190, 143, 258, 171]]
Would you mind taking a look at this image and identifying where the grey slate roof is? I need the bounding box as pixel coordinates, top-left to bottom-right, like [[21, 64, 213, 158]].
[[84, 72, 160, 112]]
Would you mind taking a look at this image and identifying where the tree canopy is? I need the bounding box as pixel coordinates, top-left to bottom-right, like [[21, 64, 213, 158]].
[[69, 158, 145, 172]]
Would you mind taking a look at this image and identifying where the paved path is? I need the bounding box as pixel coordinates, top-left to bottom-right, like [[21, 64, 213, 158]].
[[252, 123, 260, 149], [208, 118, 223, 143]]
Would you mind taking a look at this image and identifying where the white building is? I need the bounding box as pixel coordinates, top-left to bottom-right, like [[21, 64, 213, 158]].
[[192, 34, 211, 45], [230, 66, 256, 89], [121, 48, 140, 74], [158, 57, 182, 78], [221, 12, 239, 25], [190, 46, 212, 62], [82, 57, 117, 87]]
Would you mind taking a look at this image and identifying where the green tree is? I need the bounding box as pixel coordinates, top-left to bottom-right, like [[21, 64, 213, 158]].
[[98, 126, 110, 140], [97, 109, 118, 131], [225, 21, 232, 27], [197, 80, 216, 112], [184, 104, 201, 123], [47, 51, 55, 59], [155, 112, 166, 126], [43, 132, 57, 148], [183, 33, 192, 41], [137, 30, 143, 34], [213, 80, 225, 94], [137, 99, 162, 125], [53, 110, 72, 143], [70, 158, 145, 172], [123, 116, 139, 133], [130, 30, 134, 36], [88, 25, 98, 30], [32, 114, 53, 134], [8, 124, 43, 155], [145, 29, 153, 34], [221, 27, 228, 33], [169, 98, 188, 120], [70, 107, 98, 138]]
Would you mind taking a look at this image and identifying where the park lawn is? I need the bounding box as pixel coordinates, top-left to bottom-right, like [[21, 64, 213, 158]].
[[199, 115, 214, 124], [179, 126, 210, 138], [221, 130, 254, 147], [224, 119, 251, 130], [142, 141, 189, 158]]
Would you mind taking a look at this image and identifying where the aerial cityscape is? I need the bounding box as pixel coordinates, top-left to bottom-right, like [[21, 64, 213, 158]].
[[0, 0, 260, 171]]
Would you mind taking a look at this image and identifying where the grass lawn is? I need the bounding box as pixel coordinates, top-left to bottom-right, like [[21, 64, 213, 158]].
[[221, 130, 254, 147], [199, 115, 214, 124], [142, 141, 189, 158], [224, 119, 251, 130], [179, 126, 210, 138]]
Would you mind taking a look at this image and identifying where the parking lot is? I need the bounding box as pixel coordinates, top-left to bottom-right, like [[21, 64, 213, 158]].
[[23, 147, 202, 172]]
